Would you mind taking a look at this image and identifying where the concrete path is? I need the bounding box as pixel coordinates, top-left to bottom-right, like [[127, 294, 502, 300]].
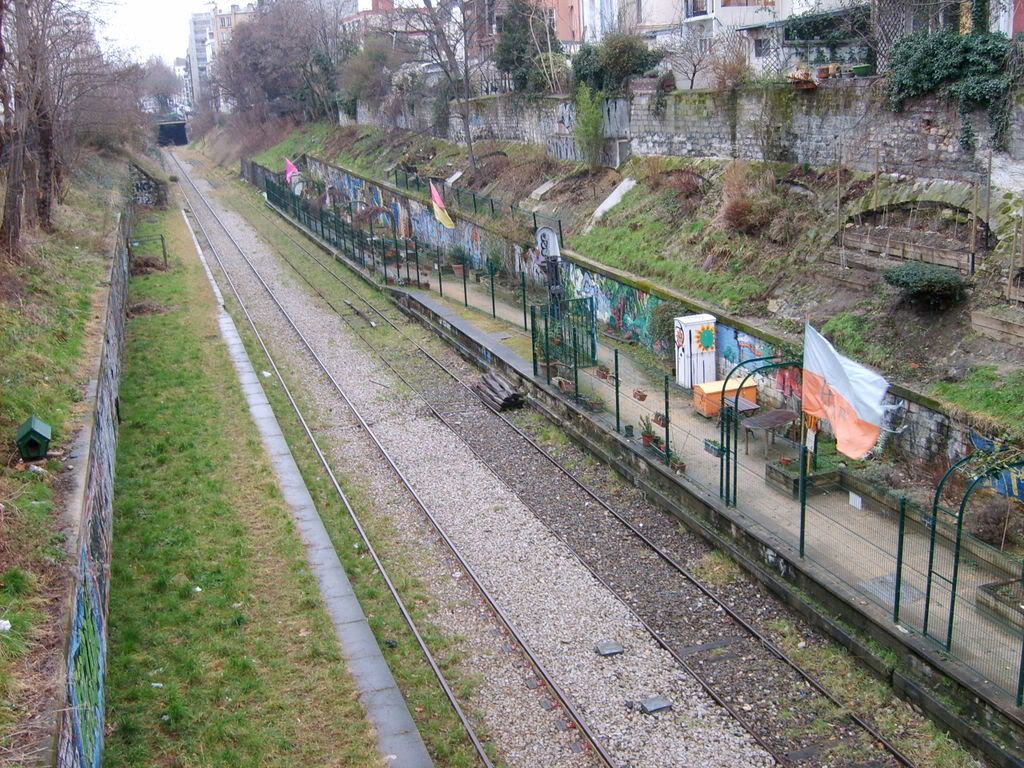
[[183, 211, 433, 768], [267, 197, 1024, 705]]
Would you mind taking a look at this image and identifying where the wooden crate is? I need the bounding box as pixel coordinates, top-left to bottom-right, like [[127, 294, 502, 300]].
[[693, 379, 757, 419]]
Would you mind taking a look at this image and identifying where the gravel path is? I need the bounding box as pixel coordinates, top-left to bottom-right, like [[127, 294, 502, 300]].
[[176, 156, 774, 768]]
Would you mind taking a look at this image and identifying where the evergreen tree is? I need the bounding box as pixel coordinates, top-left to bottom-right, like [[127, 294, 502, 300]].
[[495, 0, 562, 92]]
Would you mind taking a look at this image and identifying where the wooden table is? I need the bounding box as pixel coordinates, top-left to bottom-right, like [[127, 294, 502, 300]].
[[743, 408, 798, 456]]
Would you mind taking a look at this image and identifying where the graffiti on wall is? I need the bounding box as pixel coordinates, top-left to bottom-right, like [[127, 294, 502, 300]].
[[969, 433, 1024, 500], [560, 261, 659, 348]]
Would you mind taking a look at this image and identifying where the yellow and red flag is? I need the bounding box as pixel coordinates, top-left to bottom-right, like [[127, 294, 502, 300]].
[[802, 323, 889, 459], [429, 181, 455, 229]]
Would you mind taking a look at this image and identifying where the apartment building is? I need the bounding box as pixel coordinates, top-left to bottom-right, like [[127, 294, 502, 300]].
[[186, 11, 213, 108]]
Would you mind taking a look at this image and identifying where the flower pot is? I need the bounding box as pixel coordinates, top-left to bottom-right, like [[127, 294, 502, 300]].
[[703, 439, 724, 458], [653, 413, 667, 428], [850, 63, 873, 77], [671, 458, 686, 472], [633, 389, 648, 402], [817, 66, 831, 80], [556, 377, 574, 395], [642, 434, 654, 447], [596, 368, 610, 380]]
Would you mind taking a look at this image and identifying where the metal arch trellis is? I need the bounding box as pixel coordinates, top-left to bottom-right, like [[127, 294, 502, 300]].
[[718, 356, 802, 507], [922, 448, 1024, 669]]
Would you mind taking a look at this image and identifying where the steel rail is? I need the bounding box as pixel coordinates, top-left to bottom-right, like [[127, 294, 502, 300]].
[[234, 180, 920, 768], [175, 197, 494, 768], [218, 186, 796, 765], [171, 153, 619, 768]]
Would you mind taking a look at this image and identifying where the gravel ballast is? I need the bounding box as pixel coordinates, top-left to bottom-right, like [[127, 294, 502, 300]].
[[175, 156, 775, 768]]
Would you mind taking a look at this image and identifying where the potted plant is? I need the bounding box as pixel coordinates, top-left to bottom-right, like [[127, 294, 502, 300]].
[[671, 455, 686, 473], [596, 364, 610, 380], [633, 388, 648, 402], [582, 394, 605, 413], [653, 411, 667, 428], [640, 416, 655, 447], [703, 438, 724, 458], [554, 376, 574, 395]]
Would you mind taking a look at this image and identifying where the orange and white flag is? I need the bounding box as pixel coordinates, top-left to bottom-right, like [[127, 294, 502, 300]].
[[429, 181, 455, 229], [802, 323, 889, 459]]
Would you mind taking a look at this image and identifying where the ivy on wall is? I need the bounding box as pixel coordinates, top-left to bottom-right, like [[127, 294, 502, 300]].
[[887, 30, 1013, 151]]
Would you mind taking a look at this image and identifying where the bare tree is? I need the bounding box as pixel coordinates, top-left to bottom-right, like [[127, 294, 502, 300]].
[[0, 0, 148, 255], [142, 56, 182, 113], [1, 0, 35, 256], [664, 24, 716, 89], [390, 0, 482, 168]]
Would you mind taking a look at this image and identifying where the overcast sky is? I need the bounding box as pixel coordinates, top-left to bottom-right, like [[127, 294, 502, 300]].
[[96, 0, 213, 65]]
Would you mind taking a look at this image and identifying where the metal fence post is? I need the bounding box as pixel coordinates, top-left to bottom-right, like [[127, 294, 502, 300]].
[[614, 349, 620, 433], [799, 445, 808, 557], [894, 497, 907, 624], [490, 267, 496, 318], [438, 255, 444, 297], [558, 219, 564, 248], [544, 311, 551, 385], [531, 305, 538, 376], [572, 327, 580, 402], [490, 198, 495, 216], [521, 272, 528, 331], [414, 240, 420, 287], [1018, 560, 1024, 707], [663, 375, 670, 467], [462, 260, 468, 307], [405, 242, 411, 283]]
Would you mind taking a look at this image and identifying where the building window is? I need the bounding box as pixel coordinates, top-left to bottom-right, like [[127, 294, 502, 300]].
[[753, 37, 769, 57]]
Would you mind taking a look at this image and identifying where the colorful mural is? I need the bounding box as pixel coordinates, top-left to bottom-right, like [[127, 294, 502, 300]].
[[560, 261, 659, 349], [969, 433, 1024, 500]]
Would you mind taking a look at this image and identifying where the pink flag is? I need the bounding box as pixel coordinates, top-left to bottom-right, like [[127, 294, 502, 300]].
[[284, 158, 298, 184]]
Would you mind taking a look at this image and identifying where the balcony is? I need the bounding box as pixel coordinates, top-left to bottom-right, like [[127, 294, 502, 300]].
[[685, 0, 710, 18]]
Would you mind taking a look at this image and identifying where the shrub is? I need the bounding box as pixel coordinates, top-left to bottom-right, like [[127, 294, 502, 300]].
[[970, 493, 1022, 549], [650, 300, 688, 351], [883, 262, 967, 308], [713, 160, 780, 235], [598, 34, 663, 93], [573, 84, 605, 172]]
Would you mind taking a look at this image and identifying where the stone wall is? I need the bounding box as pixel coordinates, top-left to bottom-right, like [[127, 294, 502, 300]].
[[438, 81, 1024, 182]]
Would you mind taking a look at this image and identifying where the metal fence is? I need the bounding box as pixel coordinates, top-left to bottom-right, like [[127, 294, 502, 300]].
[[55, 199, 133, 768], [255, 158, 1024, 708]]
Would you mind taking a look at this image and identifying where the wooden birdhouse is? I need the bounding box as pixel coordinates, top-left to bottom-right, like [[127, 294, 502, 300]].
[[16, 415, 52, 461]]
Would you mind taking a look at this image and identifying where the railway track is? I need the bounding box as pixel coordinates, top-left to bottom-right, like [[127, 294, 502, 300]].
[[169, 154, 617, 768], [206, 160, 926, 768]]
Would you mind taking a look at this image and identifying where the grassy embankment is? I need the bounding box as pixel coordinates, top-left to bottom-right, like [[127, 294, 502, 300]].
[[0, 154, 127, 759], [243, 123, 1024, 435], [102, 202, 384, 767]]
